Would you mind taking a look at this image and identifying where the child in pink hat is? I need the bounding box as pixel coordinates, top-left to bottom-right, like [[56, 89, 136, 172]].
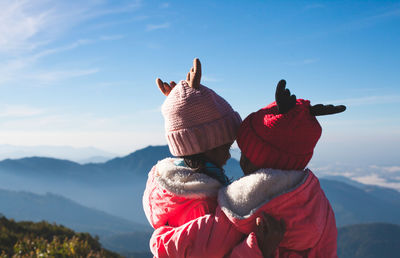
[[143, 59, 285, 258]]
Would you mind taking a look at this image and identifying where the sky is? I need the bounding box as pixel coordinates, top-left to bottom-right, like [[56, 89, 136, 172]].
[[0, 0, 399, 167]]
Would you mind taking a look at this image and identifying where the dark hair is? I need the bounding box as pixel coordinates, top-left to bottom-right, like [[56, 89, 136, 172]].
[[181, 153, 208, 172], [181, 153, 231, 185]]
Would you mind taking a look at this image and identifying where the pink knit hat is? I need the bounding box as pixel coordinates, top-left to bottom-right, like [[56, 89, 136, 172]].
[[162, 80, 242, 156]]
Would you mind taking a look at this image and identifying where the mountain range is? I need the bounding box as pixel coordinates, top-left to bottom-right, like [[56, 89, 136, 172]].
[[1, 145, 400, 227], [1, 144, 400, 256], [0, 145, 172, 222], [0, 144, 115, 164], [0, 189, 148, 237]]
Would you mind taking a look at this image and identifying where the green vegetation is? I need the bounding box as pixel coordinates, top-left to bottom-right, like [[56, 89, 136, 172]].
[[0, 216, 121, 257]]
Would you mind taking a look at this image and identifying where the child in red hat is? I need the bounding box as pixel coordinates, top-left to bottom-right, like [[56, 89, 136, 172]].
[[218, 80, 346, 257]]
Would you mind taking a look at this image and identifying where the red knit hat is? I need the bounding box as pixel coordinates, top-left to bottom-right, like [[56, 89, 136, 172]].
[[237, 99, 322, 170]]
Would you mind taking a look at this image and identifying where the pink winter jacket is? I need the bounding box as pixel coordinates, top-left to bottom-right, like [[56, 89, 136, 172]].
[[218, 168, 338, 258], [143, 158, 263, 258]]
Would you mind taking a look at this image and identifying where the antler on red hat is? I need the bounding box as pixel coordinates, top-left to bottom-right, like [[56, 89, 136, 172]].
[[275, 79, 297, 114], [309, 104, 346, 116], [275, 79, 346, 116]]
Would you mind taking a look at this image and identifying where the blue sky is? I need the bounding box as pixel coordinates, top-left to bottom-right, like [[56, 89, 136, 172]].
[[0, 0, 399, 165]]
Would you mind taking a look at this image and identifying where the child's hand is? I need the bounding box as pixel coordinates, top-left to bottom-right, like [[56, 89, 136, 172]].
[[156, 78, 177, 96], [255, 213, 286, 258]]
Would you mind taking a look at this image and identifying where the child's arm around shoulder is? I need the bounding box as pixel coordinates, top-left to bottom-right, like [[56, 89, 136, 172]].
[[150, 206, 265, 258]]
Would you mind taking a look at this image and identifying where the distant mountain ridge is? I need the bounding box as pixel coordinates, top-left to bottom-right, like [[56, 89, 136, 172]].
[[0, 144, 116, 163], [0, 145, 173, 222], [0, 145, 171, 184], [1, 144, 400, 227], [0, 188, 149, 237], [320, 179, 400, 226]]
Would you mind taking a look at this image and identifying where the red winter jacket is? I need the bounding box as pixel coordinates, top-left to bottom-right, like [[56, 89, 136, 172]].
[[218, 168, 338, 258], [142, 158, 263, 258]]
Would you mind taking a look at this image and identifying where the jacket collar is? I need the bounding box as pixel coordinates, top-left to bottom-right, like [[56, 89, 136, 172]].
[[155, 158, 223, 198]]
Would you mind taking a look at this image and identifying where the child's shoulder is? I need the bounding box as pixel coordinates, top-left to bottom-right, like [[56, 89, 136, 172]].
[[144, 157, 220, 228], [153, 157, 222, 198]]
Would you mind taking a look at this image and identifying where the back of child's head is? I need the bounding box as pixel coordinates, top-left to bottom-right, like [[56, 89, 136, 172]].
[[160, 59, 241, 157], [237, 80, 346, 171]]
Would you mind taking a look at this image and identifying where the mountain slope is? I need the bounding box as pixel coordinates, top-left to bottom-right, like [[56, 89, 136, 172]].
[[338, 223, 400, 258], [101, 145, 172, 177], [0, 189, 149, 237], [320, 179, 400, 226], [0, 145, 171, 184], [322, 175, 400, 206]]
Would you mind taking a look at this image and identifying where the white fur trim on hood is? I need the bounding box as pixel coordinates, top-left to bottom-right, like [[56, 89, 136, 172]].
[[155, 158, 223, 198], [218, 168, 308, 219]]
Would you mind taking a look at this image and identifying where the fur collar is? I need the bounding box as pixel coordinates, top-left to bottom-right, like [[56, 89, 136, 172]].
[[218, 168, 308, 219], [155, 158, 223, 198]]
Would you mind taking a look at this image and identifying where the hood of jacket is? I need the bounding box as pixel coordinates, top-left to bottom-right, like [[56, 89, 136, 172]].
[[218, 168, 332, 251], [143, 158, 222, 229]]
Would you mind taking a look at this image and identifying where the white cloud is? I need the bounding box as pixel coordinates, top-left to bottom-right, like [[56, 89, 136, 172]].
[[328, 95, 400, 106], [384, 166, 400, 173], [352, 174, 400, 191], [363, 8, 400, 22], [30, 68, 99, 83], [0, 38, 97, 86], [33, 39, 93, 60], [340, 5, 400, 32], [0, 105, 44, 118], [0, 1, 142, 86], [0, 0, 51, 52], [100, 35, 125, 41], [369, 165, 400, 173], [146, 22, 171, 31], [0, 0, 102, 53], [311, 167, 356, 178]]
